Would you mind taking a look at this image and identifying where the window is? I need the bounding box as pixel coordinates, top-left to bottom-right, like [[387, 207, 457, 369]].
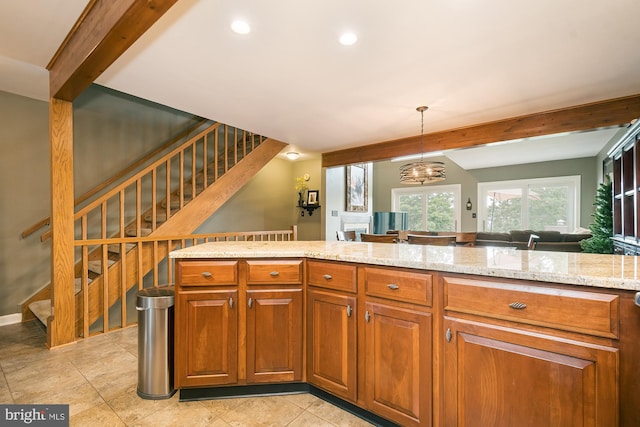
[[391, 184, 461, 231], [478, 176, 580, 233]]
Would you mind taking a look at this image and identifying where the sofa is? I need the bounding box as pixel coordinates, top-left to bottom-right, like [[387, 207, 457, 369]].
[[474, 230, 592, 252]]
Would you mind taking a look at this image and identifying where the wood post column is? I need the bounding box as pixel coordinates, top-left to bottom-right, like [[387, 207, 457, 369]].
[[48, 98, 75, 348]]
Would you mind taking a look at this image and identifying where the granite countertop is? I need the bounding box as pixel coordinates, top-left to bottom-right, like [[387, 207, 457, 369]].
[[170, 241, 640, 291]]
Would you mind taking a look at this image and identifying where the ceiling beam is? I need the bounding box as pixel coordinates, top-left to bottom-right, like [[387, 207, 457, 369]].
[[47, 0, 178, 101], [322, 94, 640, 168]]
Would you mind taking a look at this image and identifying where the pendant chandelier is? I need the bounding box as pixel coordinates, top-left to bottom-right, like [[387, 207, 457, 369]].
[[399, 106, 446, 185]]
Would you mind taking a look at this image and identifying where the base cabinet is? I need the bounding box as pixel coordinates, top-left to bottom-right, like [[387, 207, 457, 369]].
[[307, 288, 357, 402], [175, 290, 238, 388], [443, 317, 619, 427], [246, 288, 303, 383], [364, 301, 432, 427]]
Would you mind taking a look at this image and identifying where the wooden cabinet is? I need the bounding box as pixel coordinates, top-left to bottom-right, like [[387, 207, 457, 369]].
[[364, 301, 432, 427], [362, 266, 434, 427], [610, 119, 640, 254], [306, 260, 357, 401], [175, 258, 303, 388], [175, 290, 238, 388], [246, 288, 303, 383], [442, 275, 619, 427], [307, 288, 357, 401]]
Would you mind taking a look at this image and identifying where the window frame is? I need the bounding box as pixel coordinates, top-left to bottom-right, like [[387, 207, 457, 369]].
[[477, 175, 581, 232], [391, 184, 462, 231]]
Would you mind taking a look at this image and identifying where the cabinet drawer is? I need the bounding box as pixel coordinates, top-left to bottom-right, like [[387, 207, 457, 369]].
[[178, 260, 238, 286], [246, 259, 303, 284], [364, 267, 432, 306], [443, 276, 619, 338], [307, 260, 357, 293]]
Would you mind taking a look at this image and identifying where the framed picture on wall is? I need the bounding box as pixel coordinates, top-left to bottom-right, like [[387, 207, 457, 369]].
[[346, 164, 368, 212], [307, 190, 319, 205]]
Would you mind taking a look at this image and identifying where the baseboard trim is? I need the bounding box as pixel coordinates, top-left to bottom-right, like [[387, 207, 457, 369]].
[[179, 383, 399, 427], [0, 313, 22, 327]]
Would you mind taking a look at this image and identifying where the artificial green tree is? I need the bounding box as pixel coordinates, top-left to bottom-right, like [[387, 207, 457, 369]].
[[580, 178, 613, 254]]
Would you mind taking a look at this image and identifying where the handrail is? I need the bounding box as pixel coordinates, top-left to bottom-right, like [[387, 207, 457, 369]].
[[21, 118, 210, 239], [40, 121, 261, 242]]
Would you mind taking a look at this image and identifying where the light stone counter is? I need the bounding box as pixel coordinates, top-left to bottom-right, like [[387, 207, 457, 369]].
[[170, 240, 640, 291]]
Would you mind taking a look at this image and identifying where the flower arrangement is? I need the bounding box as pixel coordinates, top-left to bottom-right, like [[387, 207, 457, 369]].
[[294, 176, 309, 206]]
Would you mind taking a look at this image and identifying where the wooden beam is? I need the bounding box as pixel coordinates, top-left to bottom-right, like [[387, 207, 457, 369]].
[[47, 0, 178, 101], [48, 98, 75, 348], [322, 94, 640, 168]]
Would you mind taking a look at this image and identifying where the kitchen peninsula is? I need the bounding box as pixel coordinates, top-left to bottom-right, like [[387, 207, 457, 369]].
[[170, 241, 640, 427]]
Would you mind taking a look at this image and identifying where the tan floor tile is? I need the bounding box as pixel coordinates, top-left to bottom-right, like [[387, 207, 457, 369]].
[[220, 395, 304, 426], [128, 400, 218, 427], [306, 399, 375, 427], [197, 396, 246, 418], [288, 410, 336, 426], [70, 402, 126, 426], [281, 392, 323, 409], [107, 386, 183, 425]]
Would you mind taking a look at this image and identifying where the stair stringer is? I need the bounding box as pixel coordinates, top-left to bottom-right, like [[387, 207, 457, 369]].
[[77, 138, 287, 334]]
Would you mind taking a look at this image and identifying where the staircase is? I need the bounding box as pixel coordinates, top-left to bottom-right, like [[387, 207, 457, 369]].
[[22, 120, 290, 343]]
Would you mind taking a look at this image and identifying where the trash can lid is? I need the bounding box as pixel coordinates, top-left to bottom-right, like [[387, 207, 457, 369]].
[[136, 286, 175, 309]]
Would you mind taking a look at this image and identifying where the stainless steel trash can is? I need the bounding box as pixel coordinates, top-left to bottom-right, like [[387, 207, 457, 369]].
[[136, 286, 176, 399]]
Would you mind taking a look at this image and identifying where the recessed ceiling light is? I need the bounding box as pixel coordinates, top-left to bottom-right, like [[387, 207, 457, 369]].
[[339, 32, 358, 46], [231, 20, 250, 35]]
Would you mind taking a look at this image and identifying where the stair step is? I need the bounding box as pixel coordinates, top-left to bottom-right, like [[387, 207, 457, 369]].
[[74, 277, 93, 294], [124, 225, 153, 237], [161, 198, 183, 209], [87, 259, 116, 275], [29, 300, 51, 325], [107, 243, 136, 254], [143, 211, 171, 223]]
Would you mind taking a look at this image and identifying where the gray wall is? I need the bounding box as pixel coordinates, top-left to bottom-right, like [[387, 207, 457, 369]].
[[0, 86, 304, 318], [372, 156, 598, 232]]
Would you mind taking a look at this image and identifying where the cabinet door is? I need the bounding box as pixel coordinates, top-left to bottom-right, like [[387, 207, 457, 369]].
[[443, 317, 618, 427], [307, 288, 357, 402], [364, 301, 432, 427], [246, 288, 303, 383], [175, 290, 238, 388]]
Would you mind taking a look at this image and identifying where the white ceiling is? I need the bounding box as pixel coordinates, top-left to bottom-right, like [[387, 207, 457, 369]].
[[1, 0, 639, 167]]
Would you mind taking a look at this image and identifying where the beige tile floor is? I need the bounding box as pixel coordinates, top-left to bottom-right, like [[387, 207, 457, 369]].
[[0, 321, 374, 426]]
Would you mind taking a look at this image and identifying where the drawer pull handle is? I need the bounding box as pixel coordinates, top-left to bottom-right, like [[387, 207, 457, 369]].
[[446, 328, 452, 342], [346, 305, 352, 317], [387, 284, 399, 290], [270, 271, 280, 277], [509, 302, 527, 310], [229, 297, 234, 308], [248, 298, 253, 308], [365, 311, 371, 322], [323, 274, 332, 280], [201, 272, 212, 278]]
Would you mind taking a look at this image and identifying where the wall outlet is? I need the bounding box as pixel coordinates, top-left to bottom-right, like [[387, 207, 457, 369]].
[[331, 210, 338, 217]]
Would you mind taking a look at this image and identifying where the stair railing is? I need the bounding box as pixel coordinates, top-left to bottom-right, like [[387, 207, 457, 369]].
[[21, 118, 209, 240], [48, 122, 264, 244], [74, 227, 297, 338]]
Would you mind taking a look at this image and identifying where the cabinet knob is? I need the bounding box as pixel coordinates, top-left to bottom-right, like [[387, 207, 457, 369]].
[[323, 274, 332, 280], [248, 297, 253, 308], [346, 305, 352, 317], [229, 297, 234, 308], [387, 284, 399, 290], [508, 302, 527, 310], [446, 328, 452, 342], [201, 271, 212, 278], [270, 271, 280, 277], [365, 311, 371, 322]]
